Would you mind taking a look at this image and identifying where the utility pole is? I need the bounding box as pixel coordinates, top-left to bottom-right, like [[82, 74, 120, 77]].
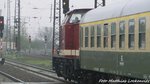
[[14, 0, 21, 52], [52, 0, 61, 56], [44, 35, 47, 55], [29, 35, 31, 54], [49, 4, 52, 23], [6, 0, 11, 52], [95, 0, 106, 8]]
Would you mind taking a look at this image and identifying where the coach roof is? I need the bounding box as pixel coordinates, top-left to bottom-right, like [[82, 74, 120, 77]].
[[80, 0, 150, 23]]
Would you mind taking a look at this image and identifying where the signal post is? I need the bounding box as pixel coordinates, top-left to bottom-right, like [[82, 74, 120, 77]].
[[0, 16, 5, 65]]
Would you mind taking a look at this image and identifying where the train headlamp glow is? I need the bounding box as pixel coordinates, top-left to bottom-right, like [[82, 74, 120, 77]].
[[63, 2, 66, 5], [0, 21, 2, 24]]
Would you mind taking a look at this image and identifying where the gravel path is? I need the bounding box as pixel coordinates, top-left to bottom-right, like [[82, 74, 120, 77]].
[[0, 64, 54, 82], [0, 74, 13, 82]]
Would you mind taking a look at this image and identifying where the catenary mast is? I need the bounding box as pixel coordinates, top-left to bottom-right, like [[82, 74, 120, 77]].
[[14, 0, 21, 52], [52, 0, 61, 56]]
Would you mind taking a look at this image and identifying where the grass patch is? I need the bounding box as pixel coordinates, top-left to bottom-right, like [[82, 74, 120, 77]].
[[5, 53, 52, 69]]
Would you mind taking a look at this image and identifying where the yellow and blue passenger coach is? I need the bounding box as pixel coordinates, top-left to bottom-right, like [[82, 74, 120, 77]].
[[80, 0, 150, 80]]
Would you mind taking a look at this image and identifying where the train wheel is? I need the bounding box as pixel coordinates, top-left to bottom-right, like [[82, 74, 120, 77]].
[[68, 78, 71, 81], [64, 77, 67, 80], [0, 58, 5, 65]]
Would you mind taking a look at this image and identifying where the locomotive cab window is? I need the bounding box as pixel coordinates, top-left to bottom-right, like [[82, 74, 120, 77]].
[[104, 24, 108, 48], [119, 21, 125, 49], [111, 23, 116, 48], [69, 13, 82, 23], [62, 15, 70, 24], [97, 25, 101, 47], [85, 27, 89, 47], [139, 18, 146, 49], [128, 19, 135, 49]]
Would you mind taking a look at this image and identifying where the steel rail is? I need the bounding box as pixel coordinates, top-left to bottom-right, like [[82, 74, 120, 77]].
[[6, 59, 55, 73], [5, 60, 71, 83], [0, 70, 24, 82]]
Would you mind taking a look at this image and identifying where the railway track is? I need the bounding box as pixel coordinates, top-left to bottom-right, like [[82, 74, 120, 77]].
[[6, 59, 54, 73], [0, 70, 24, 82], [3, 59, 72, 83]]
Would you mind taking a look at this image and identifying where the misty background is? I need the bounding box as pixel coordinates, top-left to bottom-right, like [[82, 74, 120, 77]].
[[0, 0, 112, 55]]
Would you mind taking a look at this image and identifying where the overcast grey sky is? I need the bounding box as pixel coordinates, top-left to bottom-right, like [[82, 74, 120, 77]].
[[0, 0, 111, 37]]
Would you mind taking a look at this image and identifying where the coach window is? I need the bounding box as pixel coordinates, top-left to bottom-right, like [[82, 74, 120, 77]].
[[104, 24, 108, 48], [129, 19, 135, 49], [97, 25, 101, 47], [85, 27, 89, 47], [119, 21, 125, 49], [80, 27, 83, 47], [139, 18, 146, 49], [91, 26, 95, 47], [111, 23, 116, 48]]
